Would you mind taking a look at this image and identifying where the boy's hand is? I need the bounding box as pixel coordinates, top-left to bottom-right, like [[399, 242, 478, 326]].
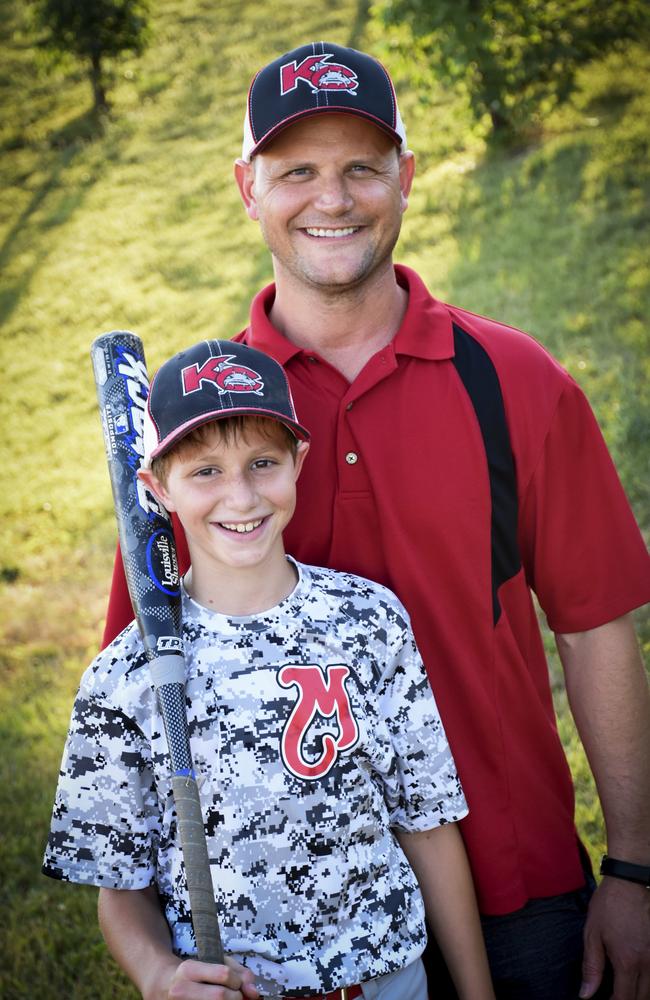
[[165, 956, 260, 1000], [97, 887, 260, 1000]]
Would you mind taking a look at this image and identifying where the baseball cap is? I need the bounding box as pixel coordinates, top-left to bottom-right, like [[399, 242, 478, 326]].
[[142, 340, 310, 468], [242, 40, 407, 161]]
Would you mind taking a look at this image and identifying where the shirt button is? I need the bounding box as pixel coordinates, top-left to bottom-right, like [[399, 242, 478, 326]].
[[346, 402, 354, 411], [345, 451, 358, 465]]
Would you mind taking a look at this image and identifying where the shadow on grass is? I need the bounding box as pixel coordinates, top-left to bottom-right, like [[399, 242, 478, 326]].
[[0, 110, 113, 328], [348, 0, 370, 48], [0, 642, 139, 999], [48, 106, 108, 149]]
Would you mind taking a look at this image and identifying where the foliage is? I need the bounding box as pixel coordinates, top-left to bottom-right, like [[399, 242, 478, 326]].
[[30, 0, 150, 111], [376, 0, 650, 138]]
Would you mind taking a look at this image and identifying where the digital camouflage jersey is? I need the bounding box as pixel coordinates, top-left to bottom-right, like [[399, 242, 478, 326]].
[[44, 561, 467, 997]]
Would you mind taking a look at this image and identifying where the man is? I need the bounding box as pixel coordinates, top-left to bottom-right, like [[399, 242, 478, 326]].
[[105, 42, 650, 1000]]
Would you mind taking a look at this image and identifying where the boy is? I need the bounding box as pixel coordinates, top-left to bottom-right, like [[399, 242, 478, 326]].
[[44, 341, 494, 1000]]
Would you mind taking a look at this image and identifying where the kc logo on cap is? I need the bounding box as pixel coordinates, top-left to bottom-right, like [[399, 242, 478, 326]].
[[181, 354, 265, 396], [280, 52, 359, 95]]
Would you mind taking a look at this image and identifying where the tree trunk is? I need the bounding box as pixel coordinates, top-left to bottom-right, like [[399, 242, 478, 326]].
[[89, 49, 108, 112], [490, 110, 515, 143], [489, 107, 510, 133]]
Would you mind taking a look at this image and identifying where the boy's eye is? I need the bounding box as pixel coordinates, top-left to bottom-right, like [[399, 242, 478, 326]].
[[251, 458, 276, 470], [194, 466, 218, 478]]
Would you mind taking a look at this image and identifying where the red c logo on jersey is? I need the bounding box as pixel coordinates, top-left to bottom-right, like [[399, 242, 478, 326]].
[[280, 54, 358, 96], [278, 663, 359, 780]]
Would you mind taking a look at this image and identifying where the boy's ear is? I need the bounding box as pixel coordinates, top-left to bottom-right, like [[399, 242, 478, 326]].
[[293, 441, 310, 480], [137, 468, 176, 512]]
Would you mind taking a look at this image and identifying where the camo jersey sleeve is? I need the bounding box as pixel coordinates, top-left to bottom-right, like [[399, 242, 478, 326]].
[[43, 624, 161, 889]]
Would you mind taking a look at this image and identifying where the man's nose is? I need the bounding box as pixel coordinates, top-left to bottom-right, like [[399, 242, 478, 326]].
[[312, 175, 354, 215]]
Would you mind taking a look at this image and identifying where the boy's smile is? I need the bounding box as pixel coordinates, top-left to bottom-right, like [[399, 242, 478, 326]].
[[220, 517, 264, 534], [143, 421, 309, 612]]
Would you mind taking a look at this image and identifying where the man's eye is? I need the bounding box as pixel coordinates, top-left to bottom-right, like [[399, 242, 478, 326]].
[[287, 166, 311, 178]]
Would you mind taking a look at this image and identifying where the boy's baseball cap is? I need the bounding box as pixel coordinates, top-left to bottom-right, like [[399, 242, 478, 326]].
[[242, 41, 407, 161], [143, 340, 310, 468]]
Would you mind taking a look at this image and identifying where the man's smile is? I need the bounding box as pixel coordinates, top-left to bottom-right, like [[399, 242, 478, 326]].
[[304, 226, 360, 238]]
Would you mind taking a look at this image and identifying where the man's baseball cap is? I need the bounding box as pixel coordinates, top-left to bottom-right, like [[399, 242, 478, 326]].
[[143, 340, 310, 468], [242, 40, 407, 161]]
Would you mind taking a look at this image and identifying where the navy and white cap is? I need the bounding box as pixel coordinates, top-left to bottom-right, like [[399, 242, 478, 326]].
[[143, 340, 310, 468], [242, 41, 407, 162]]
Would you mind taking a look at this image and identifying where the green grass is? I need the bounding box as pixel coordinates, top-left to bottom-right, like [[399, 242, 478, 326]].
[[1, 0, 648, 994]]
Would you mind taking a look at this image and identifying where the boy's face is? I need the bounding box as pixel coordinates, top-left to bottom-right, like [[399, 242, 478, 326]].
[[141, 421, 308, 580]]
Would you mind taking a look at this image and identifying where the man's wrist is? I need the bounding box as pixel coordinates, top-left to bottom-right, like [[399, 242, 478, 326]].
[[600, 854, 650, 888]]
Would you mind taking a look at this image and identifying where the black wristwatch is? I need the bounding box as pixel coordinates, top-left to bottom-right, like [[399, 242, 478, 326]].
[[600, 854, 650, 888]]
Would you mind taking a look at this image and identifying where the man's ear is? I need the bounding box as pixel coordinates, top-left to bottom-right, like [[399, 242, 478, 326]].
[[398, 150, 416, 214], [137, 468, 176, 512], [234, 158, 259, 221]]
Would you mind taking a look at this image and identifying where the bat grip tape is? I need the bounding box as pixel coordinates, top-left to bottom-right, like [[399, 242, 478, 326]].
[[172, 774, 225, 965], [149, 654, 185, 688], [149, 653, 225, 963]]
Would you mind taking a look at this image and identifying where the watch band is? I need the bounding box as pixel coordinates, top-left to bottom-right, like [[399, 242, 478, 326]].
[[600, 854, 650, 888]]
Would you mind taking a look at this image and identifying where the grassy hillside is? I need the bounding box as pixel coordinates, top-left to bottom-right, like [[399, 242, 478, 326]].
[[1, 0, 648, 994]]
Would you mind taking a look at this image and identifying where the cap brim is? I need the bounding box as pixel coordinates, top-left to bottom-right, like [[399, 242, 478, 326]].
[[145, 407, 310, 468], [244, 106, 405, 161]]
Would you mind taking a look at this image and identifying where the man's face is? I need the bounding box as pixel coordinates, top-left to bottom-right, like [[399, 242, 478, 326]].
[[235, 114, 415, 295]]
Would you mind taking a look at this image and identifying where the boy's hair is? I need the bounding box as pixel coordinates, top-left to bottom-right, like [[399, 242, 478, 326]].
[[151, 414, 299, 485]]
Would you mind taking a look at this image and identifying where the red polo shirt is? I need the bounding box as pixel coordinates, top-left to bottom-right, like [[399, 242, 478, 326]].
[[103, 265, 650, 914]]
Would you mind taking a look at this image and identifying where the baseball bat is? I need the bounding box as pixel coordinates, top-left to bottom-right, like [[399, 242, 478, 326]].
[[91, 330, 224, 965]]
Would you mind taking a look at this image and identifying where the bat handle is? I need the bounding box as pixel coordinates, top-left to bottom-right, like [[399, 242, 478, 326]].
[[153, 658, 225, 965], [172, 774, 225, 964]]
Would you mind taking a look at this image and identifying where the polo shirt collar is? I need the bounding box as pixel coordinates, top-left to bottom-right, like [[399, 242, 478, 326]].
[[245, 264, 455, 363], [393, 265, 455, 360], [245, 284, 304, 365]]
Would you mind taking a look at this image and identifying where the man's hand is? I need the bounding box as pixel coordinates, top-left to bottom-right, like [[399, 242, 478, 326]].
[[579, 877, 650, 1000], [557, 615, 650, 999], [163, 956, 260, 1000]]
